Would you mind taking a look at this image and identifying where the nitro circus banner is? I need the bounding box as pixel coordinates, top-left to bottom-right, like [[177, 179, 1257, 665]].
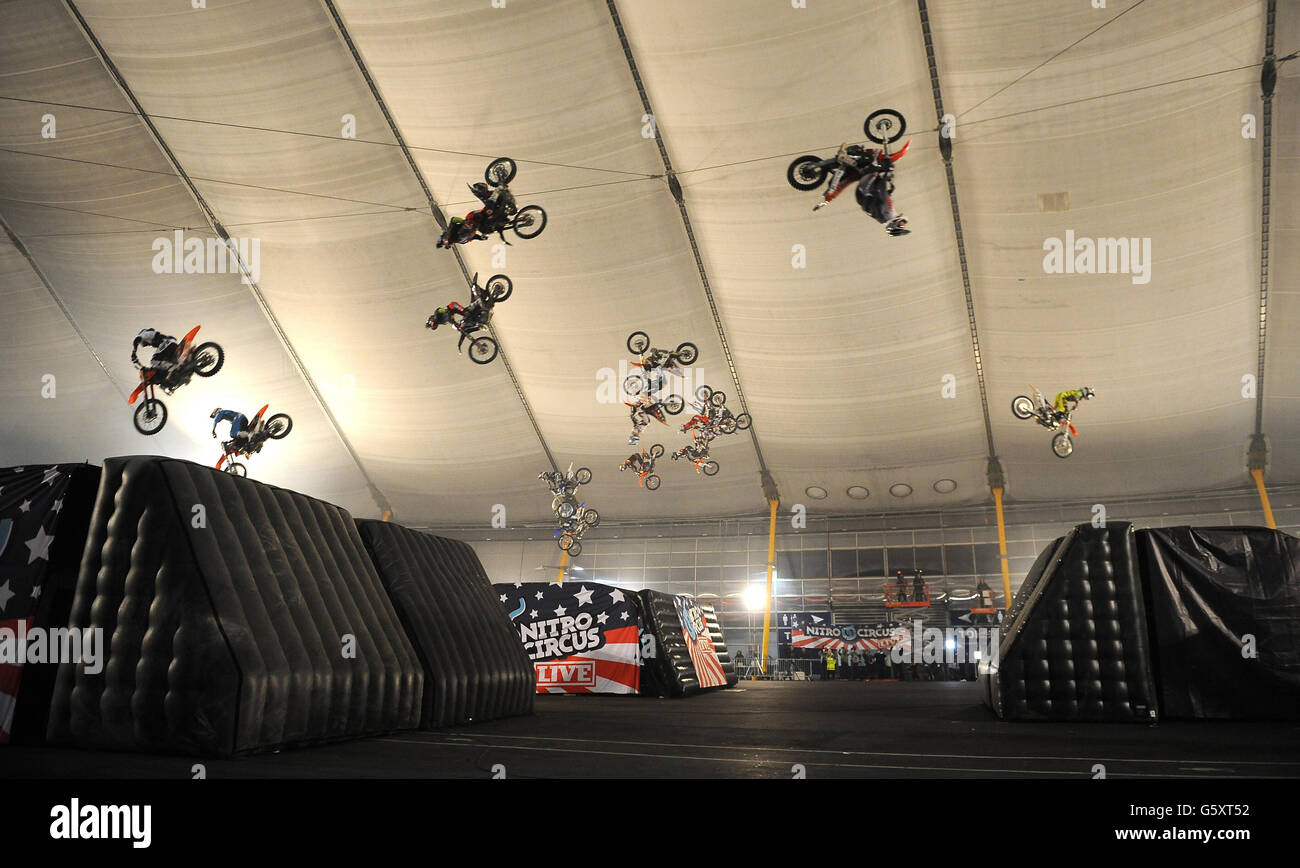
[[673, 595, 728, 689], [776, 611, 831, 645], [495, 582, 641, 694], [791, 623, 911, 652]]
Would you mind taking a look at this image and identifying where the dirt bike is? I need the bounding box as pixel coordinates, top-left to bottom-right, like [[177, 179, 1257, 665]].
[[672, 442, 719, 476], [786, 109, 910, 206], [555, 502, 599, 556], [477, 157, 547, 242], [692, 385, 751, 434], [1011, 386, 1092, 458], [620, 443, 664, 490], [426, 272, 513, 364], [624, 331, 698, 394], [215, 404, 293, 476], [128, 325, 225, 435], [544, 466, 593, 517]]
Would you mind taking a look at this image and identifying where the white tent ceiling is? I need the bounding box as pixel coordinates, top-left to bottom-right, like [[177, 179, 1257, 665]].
[[0, 0, 1294, 528]]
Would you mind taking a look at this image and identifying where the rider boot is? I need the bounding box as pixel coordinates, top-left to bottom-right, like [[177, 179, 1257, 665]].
[[886, 216, 910, 237]]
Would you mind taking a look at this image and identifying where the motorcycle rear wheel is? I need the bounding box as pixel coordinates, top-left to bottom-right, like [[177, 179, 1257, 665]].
[[664, 394, 685, 415], [645, 474, 661, 491], [1051, 432, 1074, 458], [566, 540, 583, 558], [695, 384, 713, 403], [485, 157, 517, 186], [624, 373, 646, 396], [582, 509, 600, 528], [674, 342, 699, 365], [735, 413, 752, 430], [485, 273, 513, 303], [864, 109, 907, 144], [710, 390, 727, 407], [512, 206, 547, 239], [719, 416, 738, 434], [787, 155, 826, 191], [191, 342, 225, 378], [133, 398, 168, 435], [574, 466, 593, 485]]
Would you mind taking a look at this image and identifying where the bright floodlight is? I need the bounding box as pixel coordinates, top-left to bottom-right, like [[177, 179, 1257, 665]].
[[744, 586, 767, 611]]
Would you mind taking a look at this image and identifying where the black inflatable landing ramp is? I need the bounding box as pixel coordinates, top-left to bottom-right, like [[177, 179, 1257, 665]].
[[355, 521, 534, 727], [45, 456, 423, 756], [984, 523, 1158, 722]]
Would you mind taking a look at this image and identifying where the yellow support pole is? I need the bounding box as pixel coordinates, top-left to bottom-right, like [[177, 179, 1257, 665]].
[[556, 549, 569, 585], [1250, 468, 1277, 529], [992, 487, 1012, 610], [759, 497, 779, 676]]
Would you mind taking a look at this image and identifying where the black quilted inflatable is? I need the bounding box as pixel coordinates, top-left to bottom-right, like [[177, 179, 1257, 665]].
[[986, 523, 1158, 722], [1139, 526, 1300, 719], [356, 521, 534, 726], [46, 456, 423, 756], [638, 590, 735, 697]]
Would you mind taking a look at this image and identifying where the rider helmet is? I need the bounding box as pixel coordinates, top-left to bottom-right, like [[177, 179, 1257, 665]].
[[210, 408, 221, 419]]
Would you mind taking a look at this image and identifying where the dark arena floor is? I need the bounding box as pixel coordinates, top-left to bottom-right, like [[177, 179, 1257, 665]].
[[4, 681, 1297, 780]]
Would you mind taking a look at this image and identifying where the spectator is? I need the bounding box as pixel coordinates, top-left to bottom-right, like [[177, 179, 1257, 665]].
[[824, 647, 837, 681]]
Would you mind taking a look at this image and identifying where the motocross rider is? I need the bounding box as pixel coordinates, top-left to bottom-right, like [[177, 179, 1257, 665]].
[[813, 144, 910, 237], [1051, 386, 1095, 420], [210, 408, 256, 447], [131, 328, 181, 373], [437, 182, 510, 248]]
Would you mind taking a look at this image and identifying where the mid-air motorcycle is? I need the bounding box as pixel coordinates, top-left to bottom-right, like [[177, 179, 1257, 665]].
[[128, 325, 225, 435], [216, 404, 293, 476], [477, 157, 548, 243], [620, 443, 664, 491], [786, 109, 910, 208], [1011, 386, 1094, 458], [427, 272, 514, 365], [624, 331, 698, 394]]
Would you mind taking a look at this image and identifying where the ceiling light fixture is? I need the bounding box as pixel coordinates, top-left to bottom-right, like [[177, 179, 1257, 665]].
[[889, 483, 913, 497], [805, 486, 828, 500], [847, 486, 869, 499], [933, 479, 957, 494]]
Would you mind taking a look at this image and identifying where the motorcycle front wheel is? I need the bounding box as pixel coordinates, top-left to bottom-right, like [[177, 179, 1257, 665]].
[[709, 390, 727, 408], [225, 461, 247, 477], [566, 540, 583, 558], [695, 384, 713, 404], [191, 342, 225, 378], [557, 501, 576, 520], [1011, 396, 1035, 420], [485, 157, 517, 186], [719, 416, 738, 434], [624, 373, 646, 396], [735, 413, 752, 430], [1051, 432, 1074, 459], [133, 398, 168, 435], [574, 466, 593, 485], [664, 394, 685, 415], [864, 109, 907, 144], [645, 474, 661, 491], [702, 460, 720, 476], [627, 331, 651, 355], [582, 509, 600, 528], [512, 206, 547, 239], [468, 335, 499, 364], [265, 413, 293, 439], [649, 443, 665, 459], [674, 342, 699, 365], [787, 155, 827, 191]]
